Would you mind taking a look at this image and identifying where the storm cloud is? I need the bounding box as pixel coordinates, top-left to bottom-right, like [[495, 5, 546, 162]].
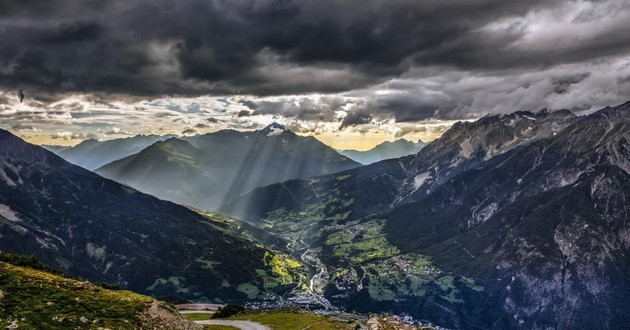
[[1, 0, 630, 144], [1, 0, 628, 97]]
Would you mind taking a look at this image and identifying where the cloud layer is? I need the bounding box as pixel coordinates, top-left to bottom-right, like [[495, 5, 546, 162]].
[[1, 0, 630, 147]]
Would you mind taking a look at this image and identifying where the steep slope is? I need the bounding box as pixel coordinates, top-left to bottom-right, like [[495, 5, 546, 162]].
[[397, 109, 577, 204], [56, 134, 171, 170], [338, 139, 426, 165], [96, 123, 360, 210], [0, 252, 199, 330], [0, 129, 306, 302], [384, 102, 630, 329]]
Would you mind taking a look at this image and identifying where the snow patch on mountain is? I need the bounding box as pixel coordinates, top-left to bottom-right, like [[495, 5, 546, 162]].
[[267, 126, 285, 136], [86, 242, 107, 260], [413, 172, 431, 190], [0, 204, 20, 222], [265, 123, 286, 136], [460, 139, 473, 158], [0, 161, 22, 186]]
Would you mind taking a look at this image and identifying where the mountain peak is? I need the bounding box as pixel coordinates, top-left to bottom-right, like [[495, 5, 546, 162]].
[[0, 128, 14, 139], [586, 100, 630, 122], [259, 122, 289, 136], [265, 122, 285, 129]]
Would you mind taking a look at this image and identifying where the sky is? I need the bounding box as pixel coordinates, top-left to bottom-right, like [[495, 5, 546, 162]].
[[1, 0, 630, 150]]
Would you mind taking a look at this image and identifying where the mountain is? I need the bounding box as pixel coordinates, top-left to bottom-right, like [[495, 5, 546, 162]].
[[0, 129, 306, 302], [383, 102, 630, 329], [338, 139, 426, 165], [0, 251, 199, 330], [55, 134, 172, 170], [220, 109, 595, 328], [225, 109, 578, 222], [95, 123, 360, 210], [40, 145, 68, 153]]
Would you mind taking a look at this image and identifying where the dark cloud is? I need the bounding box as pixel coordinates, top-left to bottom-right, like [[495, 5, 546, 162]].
[[552, 73, 591, 94], [0, 0, 112, 18], [340, 110, 373, 130], [368, 93, 450, 122], [394, 126, 427, 138], [182, 128, 196, 134], [41, 21, 103, 44], [239, 100, 258, 110], [0, 0, 629, 128], [10, 123, 38, 131], [250, 97, 350, 121], [3, 0, 627, 99], [237, 110, 251, 117]]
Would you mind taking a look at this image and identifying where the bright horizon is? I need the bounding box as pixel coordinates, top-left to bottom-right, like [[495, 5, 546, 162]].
[[16, 120, 445, 151]]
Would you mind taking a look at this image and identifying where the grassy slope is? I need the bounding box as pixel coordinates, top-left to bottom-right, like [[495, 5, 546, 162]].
[[0, 261, 196, 329]]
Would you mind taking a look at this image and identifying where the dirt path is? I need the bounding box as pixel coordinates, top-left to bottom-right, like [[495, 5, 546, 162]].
[[195, 320, 270, 330]]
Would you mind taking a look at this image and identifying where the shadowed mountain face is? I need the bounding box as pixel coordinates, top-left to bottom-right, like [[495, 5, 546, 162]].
[[384, 102, 630, 329], [55, 135, 173, 171], [0, 130, 305, 302], [95, 123, 360, 211], [338, 139, 426, 165], [220, 106, 630, 329]]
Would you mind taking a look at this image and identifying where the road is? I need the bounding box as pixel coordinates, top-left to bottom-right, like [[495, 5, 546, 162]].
[[195, 320, 270, 330]]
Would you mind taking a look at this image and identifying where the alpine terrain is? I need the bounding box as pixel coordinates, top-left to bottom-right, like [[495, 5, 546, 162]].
[[338, 139, 427, 165], [222, 105, 630, 329], [52, 134, 173, 171]]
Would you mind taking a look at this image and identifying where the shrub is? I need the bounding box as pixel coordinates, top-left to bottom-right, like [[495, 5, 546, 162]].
[[211, 304, 245, 319]]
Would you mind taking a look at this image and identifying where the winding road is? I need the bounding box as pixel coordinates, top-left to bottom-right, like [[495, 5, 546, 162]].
[[195, 320, 270, 330]]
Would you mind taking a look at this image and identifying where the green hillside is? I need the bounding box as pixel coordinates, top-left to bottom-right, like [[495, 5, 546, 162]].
[[0, 252, 199, 329]]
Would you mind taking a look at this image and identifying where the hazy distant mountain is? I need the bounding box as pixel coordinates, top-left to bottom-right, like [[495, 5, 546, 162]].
[[40, 145, 68, 153], [96, 123, 360, 210], [0, 129, 305, 302], [55, 135, 172, 170], [338, 139, 426, 164]]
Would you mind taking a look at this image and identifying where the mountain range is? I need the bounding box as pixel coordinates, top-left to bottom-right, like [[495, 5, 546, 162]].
[[50, 134, 173, 171], [94, 123, 360, 210], [338, 139, 427, 165], [384, 103, 630, 329], [221, 105, 630, 329], [0, 129, 306, 303], [7, 101, 630, 329]]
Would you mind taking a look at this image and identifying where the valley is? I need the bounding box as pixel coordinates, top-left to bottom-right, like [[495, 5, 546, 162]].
[[221, 103, 630, 329], [3, 2, 627, 329]]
